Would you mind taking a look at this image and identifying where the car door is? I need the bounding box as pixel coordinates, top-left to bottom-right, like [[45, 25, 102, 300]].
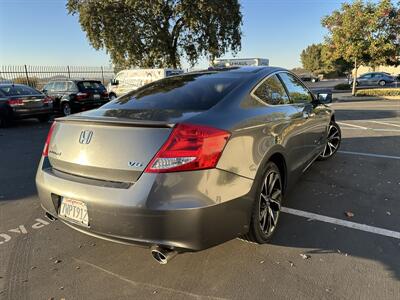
[[52, 81, 67, 109], [115, 71, 127, 96], [278, 72, 328, 168], [360, 74, 372, 86], [369, 73, 379, 86], [250, 74, 307, 174]]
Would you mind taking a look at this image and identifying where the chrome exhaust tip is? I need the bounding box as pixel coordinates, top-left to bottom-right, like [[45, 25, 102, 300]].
[[150, 246, 178, 264]]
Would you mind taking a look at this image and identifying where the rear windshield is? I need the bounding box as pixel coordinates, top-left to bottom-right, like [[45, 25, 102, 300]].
[[0, 85, 41, 96], [77, 81, 105, 91], [103, 73, 243, 111]]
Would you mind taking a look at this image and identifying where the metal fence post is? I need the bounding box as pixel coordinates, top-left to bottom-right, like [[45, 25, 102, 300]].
[[24, 65, 30, 86], [101, 66, 105, 85], [67, 66, 71, 79]]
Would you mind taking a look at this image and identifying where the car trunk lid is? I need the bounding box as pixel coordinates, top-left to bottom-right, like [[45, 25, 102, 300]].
[[47, 115, 174, 183]]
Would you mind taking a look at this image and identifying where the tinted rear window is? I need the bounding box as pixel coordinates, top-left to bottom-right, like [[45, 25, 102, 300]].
[[0, 85, 41, 96], [103, 73, 242, 110], [77, 81, 105, 91]]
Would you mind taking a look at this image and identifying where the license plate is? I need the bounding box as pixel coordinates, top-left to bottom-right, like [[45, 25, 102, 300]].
[[93, 94, 100, 100], [59, 198, 89, 226]]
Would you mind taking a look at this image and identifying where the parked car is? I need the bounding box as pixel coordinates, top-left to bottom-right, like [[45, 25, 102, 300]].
[[107, 68, 183, 100], [0, 83, 53, 127], [299, 74, 320, 82], [350, 72, 395, 86], [36, 67, 340, 264], [43, 80, 109, 116]]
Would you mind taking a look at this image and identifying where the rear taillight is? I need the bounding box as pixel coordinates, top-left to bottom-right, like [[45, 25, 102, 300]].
[[42, 122, 56, 157], [145, 123, 231, 173], [102, 91, 109, 97], [7, 99, 23, 106], [43, 96, 52, 104], [76, 92, 89, 100]]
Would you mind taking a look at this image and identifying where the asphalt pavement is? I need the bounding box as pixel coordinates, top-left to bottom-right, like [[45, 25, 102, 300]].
[[1, 99, 400, 299]]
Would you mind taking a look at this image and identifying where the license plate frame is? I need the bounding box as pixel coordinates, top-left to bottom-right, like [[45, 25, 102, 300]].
[[93, 94, 100, 100], [59, 198, 89, 226]]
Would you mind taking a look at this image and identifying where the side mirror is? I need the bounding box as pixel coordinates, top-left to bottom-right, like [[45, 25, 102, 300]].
[[317, 93, 332, 104], [111, 79, 119, 86]]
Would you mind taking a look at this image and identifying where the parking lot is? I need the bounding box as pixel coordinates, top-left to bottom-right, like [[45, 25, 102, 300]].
[[0, 98, 399, 299]]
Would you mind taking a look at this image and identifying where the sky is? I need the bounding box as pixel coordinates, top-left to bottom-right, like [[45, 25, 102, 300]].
[[0, 0, 347, 69]]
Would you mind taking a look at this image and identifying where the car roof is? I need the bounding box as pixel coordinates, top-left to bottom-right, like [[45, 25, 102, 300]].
[[186, 66, 286, 78], [48, 79, 102, 83], [0, 83, 31, 87]]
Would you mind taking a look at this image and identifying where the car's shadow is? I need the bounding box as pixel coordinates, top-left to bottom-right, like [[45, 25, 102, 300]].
[[334, 108, 400, 121], [0, 118, 51, 202], [268, 134, 400, 281]]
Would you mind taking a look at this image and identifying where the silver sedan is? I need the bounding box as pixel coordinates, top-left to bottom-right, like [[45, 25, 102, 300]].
[[36, 67, 340, 264]]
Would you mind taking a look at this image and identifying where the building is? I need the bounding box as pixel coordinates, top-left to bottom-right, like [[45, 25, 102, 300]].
[[212, 58, 269, 67], [356, 65, 400, 76]]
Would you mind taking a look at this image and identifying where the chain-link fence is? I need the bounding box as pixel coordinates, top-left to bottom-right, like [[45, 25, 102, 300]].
[[0, 65, 115, 90]]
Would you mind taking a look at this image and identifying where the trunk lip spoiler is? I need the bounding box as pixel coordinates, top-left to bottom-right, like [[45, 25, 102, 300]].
[[55, 116, 175, 128]]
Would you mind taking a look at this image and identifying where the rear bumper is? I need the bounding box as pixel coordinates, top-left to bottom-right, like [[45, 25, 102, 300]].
[[12, 106, 53, 118], [70, 100, 109, 112], [36, 158, 254, 251]]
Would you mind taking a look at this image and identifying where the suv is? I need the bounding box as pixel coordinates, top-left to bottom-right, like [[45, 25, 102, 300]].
[[43, 80, 109, 116]]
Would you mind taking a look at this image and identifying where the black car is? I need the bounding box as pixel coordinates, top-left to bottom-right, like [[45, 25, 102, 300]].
[[43, 80, 109, 116], [299, 74, 320, 83], [0, 84, 53, 127]]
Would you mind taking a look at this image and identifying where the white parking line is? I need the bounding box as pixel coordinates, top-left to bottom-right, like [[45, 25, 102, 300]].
[[337, 122, 400, 132], [282, 207, 400, 240], [340, 127, 400, 132], [369, 120, 400, 128], [337, 122, 368, 129], [338, 150, 400, 160]]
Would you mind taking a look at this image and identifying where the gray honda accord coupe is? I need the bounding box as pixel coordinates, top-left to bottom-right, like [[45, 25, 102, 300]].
[[36, 67, 341, 263]]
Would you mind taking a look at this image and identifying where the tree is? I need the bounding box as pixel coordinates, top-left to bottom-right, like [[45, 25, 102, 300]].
[[322, 0, 399, 95], [321, 45, 353, 76], [67, 0, 242, 69], [300, 43, 353, 77], [300, 43, 324, 74]]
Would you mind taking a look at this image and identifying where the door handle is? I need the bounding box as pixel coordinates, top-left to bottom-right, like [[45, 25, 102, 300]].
[[302, 111, 315, 119]]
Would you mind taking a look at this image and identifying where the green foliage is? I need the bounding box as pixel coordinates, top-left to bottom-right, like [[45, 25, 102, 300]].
[[291, 67, 310, 75], [322, 0, 399, 67], [301, 43, 353, 76], [356, 88, 400, 97], [334, 83, 351, 90], [13, 76, 39, 88], [67, 0, 242, 69], [301, 44, 324, 74], [322, 0, 399, 94]]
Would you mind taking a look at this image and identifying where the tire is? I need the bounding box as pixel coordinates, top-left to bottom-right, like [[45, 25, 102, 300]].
[[109, 93, 117, 100], [378, 80, 386, 86], [38, 115, 50, 123], [318, 121, 341, 161], [244, 161, 283, 243], [61, 102, 72, 116]]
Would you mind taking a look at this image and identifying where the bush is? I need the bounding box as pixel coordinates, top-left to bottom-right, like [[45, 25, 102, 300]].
[[334, 83, 351, 90], [12, 76, 39, 89], [356, 88, 400, 97]]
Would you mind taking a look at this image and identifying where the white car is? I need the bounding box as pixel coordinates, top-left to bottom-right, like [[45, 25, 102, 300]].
[[107, 68, 183, 99]]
